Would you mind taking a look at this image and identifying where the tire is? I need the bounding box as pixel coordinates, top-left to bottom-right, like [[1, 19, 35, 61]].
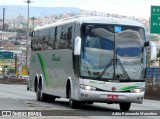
[[36, 83, 40, 101], [69, 90, 78, 108], [40, 93, 47, 102], [119, 102, 131, 111], [36, 81, 46, 102]]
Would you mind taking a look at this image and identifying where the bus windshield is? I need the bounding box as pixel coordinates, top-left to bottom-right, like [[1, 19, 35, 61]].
[[80, 24, 144, 80]]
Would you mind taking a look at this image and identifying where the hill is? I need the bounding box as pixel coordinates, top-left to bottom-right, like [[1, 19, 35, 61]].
[[0, 5, 80, 19]]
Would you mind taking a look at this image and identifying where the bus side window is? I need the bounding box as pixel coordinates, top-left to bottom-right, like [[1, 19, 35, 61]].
[[56, 26, 61, 49], [59, 25, 66, 49], [66, 26, 73, 49], [58, 24, 74, 49], [67, 23, 75, 49], [54, 27, 57, 49], [34, 31, 40, 51], [31, 31, 35, 51]]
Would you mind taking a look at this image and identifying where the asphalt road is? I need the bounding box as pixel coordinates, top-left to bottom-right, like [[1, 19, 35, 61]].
[[0, 83, 160, 119]]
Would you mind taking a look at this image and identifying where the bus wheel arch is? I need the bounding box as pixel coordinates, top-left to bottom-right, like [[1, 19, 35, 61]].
[[66, 79, 71, 99], [37, 76, 46, 102], [66, 78, 78, 108]]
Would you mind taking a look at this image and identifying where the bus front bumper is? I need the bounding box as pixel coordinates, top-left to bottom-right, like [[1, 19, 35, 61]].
[[78, 89, 144, 104]]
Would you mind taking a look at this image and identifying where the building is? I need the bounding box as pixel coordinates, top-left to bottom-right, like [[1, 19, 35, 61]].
[[0, 33, 8, 41]]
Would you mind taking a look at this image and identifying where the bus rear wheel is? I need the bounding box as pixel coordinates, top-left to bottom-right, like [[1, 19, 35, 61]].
[[36, 83, 40, 101], [36, 82, 46, 102], [119, 102, 131, 111], [69, 90, 78, 108]]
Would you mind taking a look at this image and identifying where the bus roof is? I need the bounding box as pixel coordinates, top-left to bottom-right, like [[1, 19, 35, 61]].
[[34, 16, 144, 31]]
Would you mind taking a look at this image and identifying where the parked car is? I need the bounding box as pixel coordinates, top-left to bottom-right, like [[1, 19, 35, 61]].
[[18, 75, 29, 80], [10, 75, 17, 80], [10, 75, 16, 78], [22, 76, 29, 81], [3, 75, 9, 79], [27, 79, 32, 91]]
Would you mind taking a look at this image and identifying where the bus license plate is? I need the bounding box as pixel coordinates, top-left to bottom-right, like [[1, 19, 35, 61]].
[[107, 95, 118, 100]]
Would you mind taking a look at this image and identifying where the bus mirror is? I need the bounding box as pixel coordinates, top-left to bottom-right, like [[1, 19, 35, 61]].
[[147, 41, 157, 60], [74, 36, 81, 55]]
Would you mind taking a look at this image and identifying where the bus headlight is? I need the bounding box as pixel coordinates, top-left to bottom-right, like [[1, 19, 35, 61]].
[[131, 88, 144, 93], [80, 84, 96, 91]]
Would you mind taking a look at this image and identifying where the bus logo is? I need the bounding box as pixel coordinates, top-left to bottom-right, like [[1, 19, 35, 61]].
[[52, 54, 61, 61], [112, 86, 116, 91]]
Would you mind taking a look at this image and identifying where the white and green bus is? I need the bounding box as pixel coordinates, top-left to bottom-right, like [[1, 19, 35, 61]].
[[29, 16, 157, 111]]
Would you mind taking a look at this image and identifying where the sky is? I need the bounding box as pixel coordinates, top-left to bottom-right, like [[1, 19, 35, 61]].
[[0, 0, 160, 19]]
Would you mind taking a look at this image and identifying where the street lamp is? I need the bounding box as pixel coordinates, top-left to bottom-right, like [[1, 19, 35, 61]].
[[24, 0, 33, 71]]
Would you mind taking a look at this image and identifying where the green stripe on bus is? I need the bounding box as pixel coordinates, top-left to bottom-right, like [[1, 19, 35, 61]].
[[120, 86, 139, 91], [37, 53, 50, 87]]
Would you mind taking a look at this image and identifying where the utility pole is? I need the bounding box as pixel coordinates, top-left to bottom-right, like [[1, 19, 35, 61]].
[[24, 0, 33, 73], [0, 19, 2, 30], [15, 54, 17, 74]]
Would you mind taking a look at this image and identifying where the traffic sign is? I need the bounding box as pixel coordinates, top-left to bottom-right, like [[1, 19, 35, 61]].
[[22, 66, 28, 76], [0, 52, 13, 59], [150, 6, 160, 34]]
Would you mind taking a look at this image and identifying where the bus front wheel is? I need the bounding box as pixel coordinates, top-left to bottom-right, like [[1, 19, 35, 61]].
[[69, 90, 78, 108], [119, 102, 131, 111]]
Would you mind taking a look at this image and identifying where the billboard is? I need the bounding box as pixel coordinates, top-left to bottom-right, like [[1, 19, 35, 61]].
[[0, 52, 13, 59]]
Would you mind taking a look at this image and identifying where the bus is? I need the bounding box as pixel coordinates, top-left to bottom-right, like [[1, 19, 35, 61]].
[[29, 16, 157, 111]]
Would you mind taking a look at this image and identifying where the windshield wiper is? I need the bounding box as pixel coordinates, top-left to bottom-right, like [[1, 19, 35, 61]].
[[115, 59, 130, 79], [98, 59, 130, 79], [98, 59, 113, 78]]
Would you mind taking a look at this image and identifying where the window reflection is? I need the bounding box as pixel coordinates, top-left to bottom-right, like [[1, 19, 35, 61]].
[[80, 24, 144, 80]]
